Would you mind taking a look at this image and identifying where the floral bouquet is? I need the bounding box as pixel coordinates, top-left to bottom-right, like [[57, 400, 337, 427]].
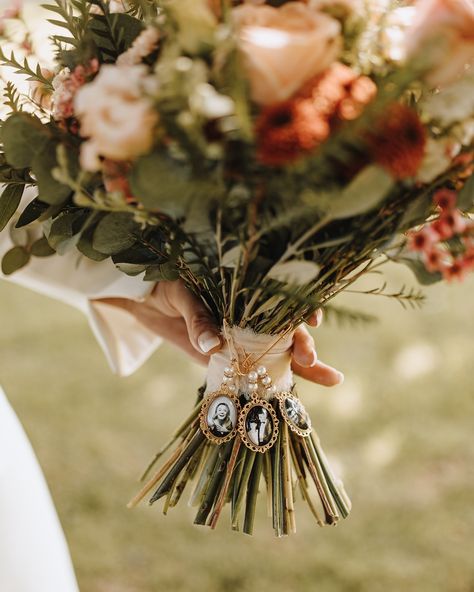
[[0, 0, 473, 536]]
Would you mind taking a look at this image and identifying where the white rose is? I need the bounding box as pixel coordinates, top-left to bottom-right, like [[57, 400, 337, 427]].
[[233, 2, 342, 105], [75, 65, 158, 171]]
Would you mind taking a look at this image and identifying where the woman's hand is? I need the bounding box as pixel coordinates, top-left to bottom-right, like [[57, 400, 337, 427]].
[[97, 280, 344, 386]]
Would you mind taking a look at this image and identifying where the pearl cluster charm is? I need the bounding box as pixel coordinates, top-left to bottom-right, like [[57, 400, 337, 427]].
[[223, 366, 238, 395], [256, 366, 277, 397], [220, 364, 278, 398]]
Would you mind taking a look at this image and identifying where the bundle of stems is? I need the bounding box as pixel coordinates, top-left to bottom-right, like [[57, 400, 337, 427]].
[[128, 389, 351, 536]]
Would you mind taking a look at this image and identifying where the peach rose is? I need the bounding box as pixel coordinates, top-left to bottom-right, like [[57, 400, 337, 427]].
[[75, 65, 158, 171], [407, 0, 474, 87], [233, 2, 342, 105]]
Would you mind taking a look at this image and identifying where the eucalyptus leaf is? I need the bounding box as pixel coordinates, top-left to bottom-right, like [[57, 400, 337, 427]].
[[328, 166, 394, 220], [458, 173, 474, 212], [31, 236, 56, 257], [398, 255, 442, 285], [48, 210, 88, 254], [1, 246, 30, 275], [129, 152, 193, 216], [268, 260, 321, 286], [114, 262, 147, 276], [77, 229, 109, 262], [31, 141, 72, 205], [16, 198, 49, 228], [93, 212, 139, 255], [144, 262, 180, 281], [0, 113, 49, 168], [0, 184, 24, 231]]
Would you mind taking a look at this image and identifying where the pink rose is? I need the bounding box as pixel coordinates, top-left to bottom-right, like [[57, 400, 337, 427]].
[[233, 2, 342, 105], [408, 0, 474, 86], [75, 65, 158, 171]]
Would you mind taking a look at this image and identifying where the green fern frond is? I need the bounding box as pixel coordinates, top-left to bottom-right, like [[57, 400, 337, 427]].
[[3, 82, 24, 113], [323, 305, 378, 327], [0, 48, 54, 90]]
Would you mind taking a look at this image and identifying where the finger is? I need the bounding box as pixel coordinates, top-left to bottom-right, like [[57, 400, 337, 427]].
[[292, 358, 344, 387], [157, 281, 221, 355], [293, 325, 317, 368], [307, 308, 323, 328]]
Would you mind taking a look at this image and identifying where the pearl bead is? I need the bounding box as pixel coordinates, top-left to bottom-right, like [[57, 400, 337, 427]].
[[224, 367, 234, 377], [228, 384, 237, 394], [222, 376, 231, 384], [257, 366, 267, 377], [248, 383, 258, 392], [266, 385, 277, 395], [261, 376, 272, 386], [248, 371, 258, 383]]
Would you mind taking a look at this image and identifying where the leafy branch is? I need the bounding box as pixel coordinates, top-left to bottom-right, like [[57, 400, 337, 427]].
[[43, 0, 90, 48], [323, 305, 378, 327], [344, 282, 427, 309], [0, 48, 53, 90], [3, 81, 23, 113]]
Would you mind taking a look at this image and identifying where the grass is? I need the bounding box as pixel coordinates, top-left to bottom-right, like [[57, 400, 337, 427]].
[[0, 265, 473, 592]]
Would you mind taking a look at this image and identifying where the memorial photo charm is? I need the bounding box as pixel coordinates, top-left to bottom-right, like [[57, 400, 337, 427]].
[[279, 394, 312, 437], [200, 390, 240, 444], [238, 400, 279, 453]]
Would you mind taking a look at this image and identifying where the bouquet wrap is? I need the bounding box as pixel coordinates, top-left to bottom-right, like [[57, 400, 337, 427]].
[[128, 326, 350, 536]]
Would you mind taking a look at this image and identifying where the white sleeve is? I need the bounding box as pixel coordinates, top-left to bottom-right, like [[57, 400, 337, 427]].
[[0, 201, 162, 376]]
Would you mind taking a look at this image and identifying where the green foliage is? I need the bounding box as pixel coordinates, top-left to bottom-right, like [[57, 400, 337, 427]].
[[15, 198, 50, 228], [89, 12, 145, 62], [0, 185, 25, 232], [144, 261, 180, 281], [1, 113, 50, 169], [324, 166, 394, 220], [92, 212, 140, 255], [32, 140, 74, 205], [398, 255, 443, 286], [47, 209, 90, 254], [1, 245, 30, 275], [0, 153, 35, 186], [3, 82, 23, 114], [129, 152, 193, 216], [458, 173, 474, 212], [43, 0, 91, 49], [30, 236, 57, 257], [0, 47, 53, 90]]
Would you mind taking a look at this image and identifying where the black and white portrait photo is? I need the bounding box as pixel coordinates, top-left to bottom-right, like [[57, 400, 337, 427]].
[[284, 397, 310, 432], [206, 396, 237, 438], [246, 406, 273, 447]]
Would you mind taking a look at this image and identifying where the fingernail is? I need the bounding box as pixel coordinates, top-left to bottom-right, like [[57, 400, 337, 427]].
[[198, 331, 221, 353], [315, 309, 323, 326], [336, 372, 345, 385], [300, 349, 317, 368]]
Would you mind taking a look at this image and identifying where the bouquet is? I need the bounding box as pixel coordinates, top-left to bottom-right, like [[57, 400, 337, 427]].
[[0, 0, 473, 536]]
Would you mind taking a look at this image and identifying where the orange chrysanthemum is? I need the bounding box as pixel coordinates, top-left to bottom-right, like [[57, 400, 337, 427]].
[[256, 63, 377, 167], [367, 103, 426, 179], [256, 99, 330, 166]]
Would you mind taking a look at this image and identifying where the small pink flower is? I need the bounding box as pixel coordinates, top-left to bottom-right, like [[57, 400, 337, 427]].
[[422, 246, 447, 273], [407, 226, 439, 252], [431, 218, 454, 241], [432, 188, 457, 211], [461, 249, 474, 272], [440, 209, 466, 235], [442, 258, 469, 282]]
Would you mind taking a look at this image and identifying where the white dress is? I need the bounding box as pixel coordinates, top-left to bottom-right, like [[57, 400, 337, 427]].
[[0, 213, 161, 591]]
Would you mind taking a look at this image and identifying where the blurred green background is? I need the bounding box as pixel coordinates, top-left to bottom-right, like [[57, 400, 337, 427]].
[[0, 265, 473, 592]]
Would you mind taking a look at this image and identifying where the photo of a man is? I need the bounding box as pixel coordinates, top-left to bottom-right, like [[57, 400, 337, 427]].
[[246, 406, 273, 447]]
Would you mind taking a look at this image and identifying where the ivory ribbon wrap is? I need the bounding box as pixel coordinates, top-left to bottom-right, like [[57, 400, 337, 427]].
[[205, 327, 294, 396]]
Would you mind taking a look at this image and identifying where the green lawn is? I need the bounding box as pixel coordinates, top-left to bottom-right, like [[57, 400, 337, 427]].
[[0, 266, 473, 592]]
